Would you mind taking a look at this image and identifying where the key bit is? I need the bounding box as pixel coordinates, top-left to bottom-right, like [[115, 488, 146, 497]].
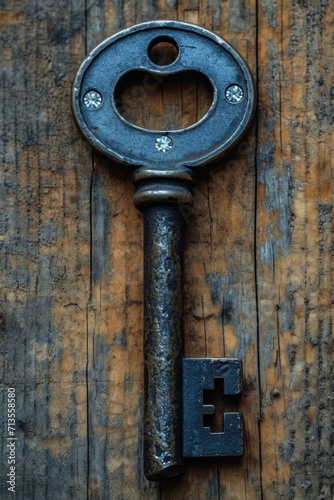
[[72, 20, 255, 481]]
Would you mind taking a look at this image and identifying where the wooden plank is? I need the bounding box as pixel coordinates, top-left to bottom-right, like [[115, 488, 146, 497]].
[[0, 0, 91, 497], [257, 0, 334, 498], [1, 0, 333, 498], [85, 2, 165, 498], [165, 2, 261, 498]]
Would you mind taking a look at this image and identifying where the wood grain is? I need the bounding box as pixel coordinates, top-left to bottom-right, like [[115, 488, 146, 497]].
[[257, 1, 334, 498], [0, 1, 91, 497], [0, 0, 333, 499]]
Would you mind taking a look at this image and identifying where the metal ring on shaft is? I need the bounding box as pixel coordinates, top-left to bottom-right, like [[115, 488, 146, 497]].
[[133, 167, 194, 208]]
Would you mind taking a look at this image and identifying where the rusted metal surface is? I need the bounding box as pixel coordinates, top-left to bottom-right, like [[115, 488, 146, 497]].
[[142, 205, 185, 479]]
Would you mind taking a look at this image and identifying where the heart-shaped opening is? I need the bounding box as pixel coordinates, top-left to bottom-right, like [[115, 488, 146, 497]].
[[114, 70, 214, 131]]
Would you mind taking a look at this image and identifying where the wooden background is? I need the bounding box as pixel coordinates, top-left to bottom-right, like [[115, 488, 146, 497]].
[[1, 0, 333, 498]]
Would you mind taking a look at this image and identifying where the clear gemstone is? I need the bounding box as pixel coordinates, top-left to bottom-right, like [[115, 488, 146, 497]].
[[225, 85, 244, 103], [155, 135, 173, 152], [83, 90, 103, 109]]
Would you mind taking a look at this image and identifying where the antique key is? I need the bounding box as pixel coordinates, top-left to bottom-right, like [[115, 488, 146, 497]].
[[72, 21, 255, 480]]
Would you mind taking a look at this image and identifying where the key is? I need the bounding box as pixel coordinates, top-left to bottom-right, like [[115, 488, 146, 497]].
[[72, 20, 255, 480]]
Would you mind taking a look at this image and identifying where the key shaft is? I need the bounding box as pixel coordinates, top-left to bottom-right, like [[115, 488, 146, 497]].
[[143, 205, 184, 479], [134, 166, 193, 479]]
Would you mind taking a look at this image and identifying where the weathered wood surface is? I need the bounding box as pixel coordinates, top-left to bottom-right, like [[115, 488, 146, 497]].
[[0, 0, 333, 498]]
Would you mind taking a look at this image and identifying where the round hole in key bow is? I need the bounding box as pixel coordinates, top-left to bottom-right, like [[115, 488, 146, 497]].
[[148, 36, 179, 66], [114, 70, 214, 131]]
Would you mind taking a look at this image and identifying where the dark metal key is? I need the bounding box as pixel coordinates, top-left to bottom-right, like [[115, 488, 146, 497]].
[[72, 20, 255, 480]]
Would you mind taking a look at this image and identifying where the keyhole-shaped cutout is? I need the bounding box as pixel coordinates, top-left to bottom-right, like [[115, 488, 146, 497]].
[[114, 70, 213, 131]]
